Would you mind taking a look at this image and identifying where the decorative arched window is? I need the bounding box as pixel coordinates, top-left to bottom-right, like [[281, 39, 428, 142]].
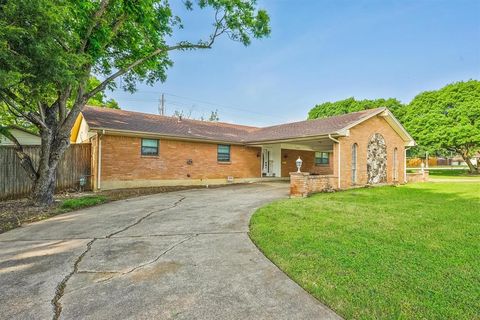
[[352, 143, 358, 184], [393, 147, 398, 181]]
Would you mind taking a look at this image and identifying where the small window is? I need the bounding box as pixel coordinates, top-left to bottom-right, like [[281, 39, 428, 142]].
[[393, 147, 398, 181], [141, 139, 159, 156], [217, 145, 231, 162], [352, 143, 358, 184], [315, 152, 329, 165]]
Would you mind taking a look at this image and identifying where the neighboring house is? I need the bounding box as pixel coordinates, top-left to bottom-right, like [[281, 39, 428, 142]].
[[71, 106, 415, 191], [0, 126, 40, 146]]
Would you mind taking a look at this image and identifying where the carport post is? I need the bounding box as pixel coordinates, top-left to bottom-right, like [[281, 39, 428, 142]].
[[328, 134, 341, 189]]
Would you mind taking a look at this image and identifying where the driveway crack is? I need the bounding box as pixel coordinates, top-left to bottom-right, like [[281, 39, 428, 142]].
[[106, 196, 186, 238], [51, 238, 97, 320], [95, 234, 197, 284], [49, 196, 188, 318], [51, 196, 186, 320], [124, 234, 196, 274]]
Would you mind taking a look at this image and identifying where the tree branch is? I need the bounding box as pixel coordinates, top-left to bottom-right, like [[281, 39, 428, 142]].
[[0, 90, 47, 129], [61, 71, 91, 130], [79, 0, 110, 53], [85, 43, 208, 100], [84, 10, 228, 108], [57, 86, 72, 122]]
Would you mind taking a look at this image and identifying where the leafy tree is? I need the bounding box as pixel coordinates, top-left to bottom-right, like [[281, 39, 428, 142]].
[[0, 0, 270, 205], [208, 109, 220, 121], [0, 76, 120, 133], [308, 97, 404, 120], [174, 109, 219, 121], [402, 80, 480, 173], [173, 109, 193, 120], [85, 77, 120, 109]]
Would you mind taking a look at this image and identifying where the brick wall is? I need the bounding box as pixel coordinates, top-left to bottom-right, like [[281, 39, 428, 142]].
[[97, 135, 261, 189], [407, 170, 429, 183], [281, 149, 333, 177], [290, 172, 337, 197], [338, 115, 406, 188]]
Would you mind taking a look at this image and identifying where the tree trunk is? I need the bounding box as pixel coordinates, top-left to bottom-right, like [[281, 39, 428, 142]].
[[29, 114, 73, 206], [31, 167, 57, 205], [462, 154, 479, 174]]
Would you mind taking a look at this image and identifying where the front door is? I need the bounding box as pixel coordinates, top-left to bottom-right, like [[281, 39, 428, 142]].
[[262, 148, 274, 176]]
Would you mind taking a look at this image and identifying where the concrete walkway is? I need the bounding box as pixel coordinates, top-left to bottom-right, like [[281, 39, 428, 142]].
[[0, 182, 340, 320]]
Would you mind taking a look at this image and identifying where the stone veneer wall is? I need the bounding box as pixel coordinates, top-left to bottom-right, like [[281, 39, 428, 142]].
[[367, 133, 387, 184]]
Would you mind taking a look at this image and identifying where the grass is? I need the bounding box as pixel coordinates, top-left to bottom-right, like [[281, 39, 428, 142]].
[[59, 195, 107, 210], [428, 169, 480, 178], [250, 183, 480, 319]]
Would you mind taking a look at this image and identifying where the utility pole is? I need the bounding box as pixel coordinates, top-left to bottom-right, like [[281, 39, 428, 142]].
[[158, 93, 165, 115]]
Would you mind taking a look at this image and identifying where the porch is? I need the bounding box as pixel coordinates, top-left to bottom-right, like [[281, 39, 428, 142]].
[[252, 138, 339, 185]]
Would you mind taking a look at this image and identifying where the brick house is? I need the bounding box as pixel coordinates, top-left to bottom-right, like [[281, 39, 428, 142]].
[[71, 106, 415, 193]]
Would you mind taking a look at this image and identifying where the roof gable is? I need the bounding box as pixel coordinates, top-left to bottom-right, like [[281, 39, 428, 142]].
[[244, 108, 386, 143]]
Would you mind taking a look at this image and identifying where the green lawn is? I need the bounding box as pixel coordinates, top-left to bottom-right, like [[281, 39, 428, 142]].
[[59, 195, 107, 210], [428, 169, 480, 180], [250, 183, 480, 319]]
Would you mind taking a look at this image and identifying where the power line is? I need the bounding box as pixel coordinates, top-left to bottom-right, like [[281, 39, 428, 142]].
[[110, 90, 291, 121], [163, 92, 291, 120]]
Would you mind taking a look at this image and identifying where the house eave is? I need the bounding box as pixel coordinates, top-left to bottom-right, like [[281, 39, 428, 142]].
[[245, 133, 345, 146], [88, 127, 247, 145]]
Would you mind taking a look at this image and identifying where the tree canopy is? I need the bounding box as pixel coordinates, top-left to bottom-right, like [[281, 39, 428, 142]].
[[307, 81, 480, 173], [308, 97, 404, 120], [86, 77, 120, 109], [0, 76, 119, 131], [0, 0, 271, 204], [403, 80, 480, 172]]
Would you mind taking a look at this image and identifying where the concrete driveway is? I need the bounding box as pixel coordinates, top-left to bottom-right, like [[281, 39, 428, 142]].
[[0, 182, 340, 320]]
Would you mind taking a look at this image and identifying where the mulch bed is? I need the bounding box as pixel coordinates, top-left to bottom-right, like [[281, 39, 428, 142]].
[[0, 185, 223, 234]]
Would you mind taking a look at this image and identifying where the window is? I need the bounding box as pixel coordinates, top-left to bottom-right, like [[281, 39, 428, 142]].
[[352, 143, 358, 184], [217, 144, 231, 162], [315, 152, 329, 165], [393, 147, 398, 181], [141, 139, 159, 156]]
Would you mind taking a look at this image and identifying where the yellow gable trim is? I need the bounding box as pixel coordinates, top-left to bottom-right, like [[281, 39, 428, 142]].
[[70, 113, 84, 143]]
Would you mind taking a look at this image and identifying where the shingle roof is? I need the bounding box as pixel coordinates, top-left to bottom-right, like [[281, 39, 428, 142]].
[[81, 107, 258, 143], [245, 108, 385, 142], [81, 106, 386, 143]]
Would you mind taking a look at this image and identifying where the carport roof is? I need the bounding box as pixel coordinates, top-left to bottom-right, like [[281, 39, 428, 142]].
[[79, 106, 412, 144]]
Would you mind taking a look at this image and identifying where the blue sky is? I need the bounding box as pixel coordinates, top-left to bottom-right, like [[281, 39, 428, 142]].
[[107, 0, 480, 126]]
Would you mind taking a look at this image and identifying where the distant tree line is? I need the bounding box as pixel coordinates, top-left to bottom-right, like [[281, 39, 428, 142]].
[[308, 80, 480, 173]]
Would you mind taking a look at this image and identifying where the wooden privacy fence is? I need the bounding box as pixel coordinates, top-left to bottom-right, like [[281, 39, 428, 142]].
[[0, 143, 91, 200]]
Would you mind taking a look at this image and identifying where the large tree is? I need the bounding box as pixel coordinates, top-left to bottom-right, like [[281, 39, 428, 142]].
[[308, 97, 404, 120], [0, 76, 119, 130], [402, 80, 480, 173], [0, 0, 270, 205]]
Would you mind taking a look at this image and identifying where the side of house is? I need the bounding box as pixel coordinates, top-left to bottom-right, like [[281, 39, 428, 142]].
[[0, 127, 40, 146], [337, 114, 407, 188], [72, 107, 415, 192]]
